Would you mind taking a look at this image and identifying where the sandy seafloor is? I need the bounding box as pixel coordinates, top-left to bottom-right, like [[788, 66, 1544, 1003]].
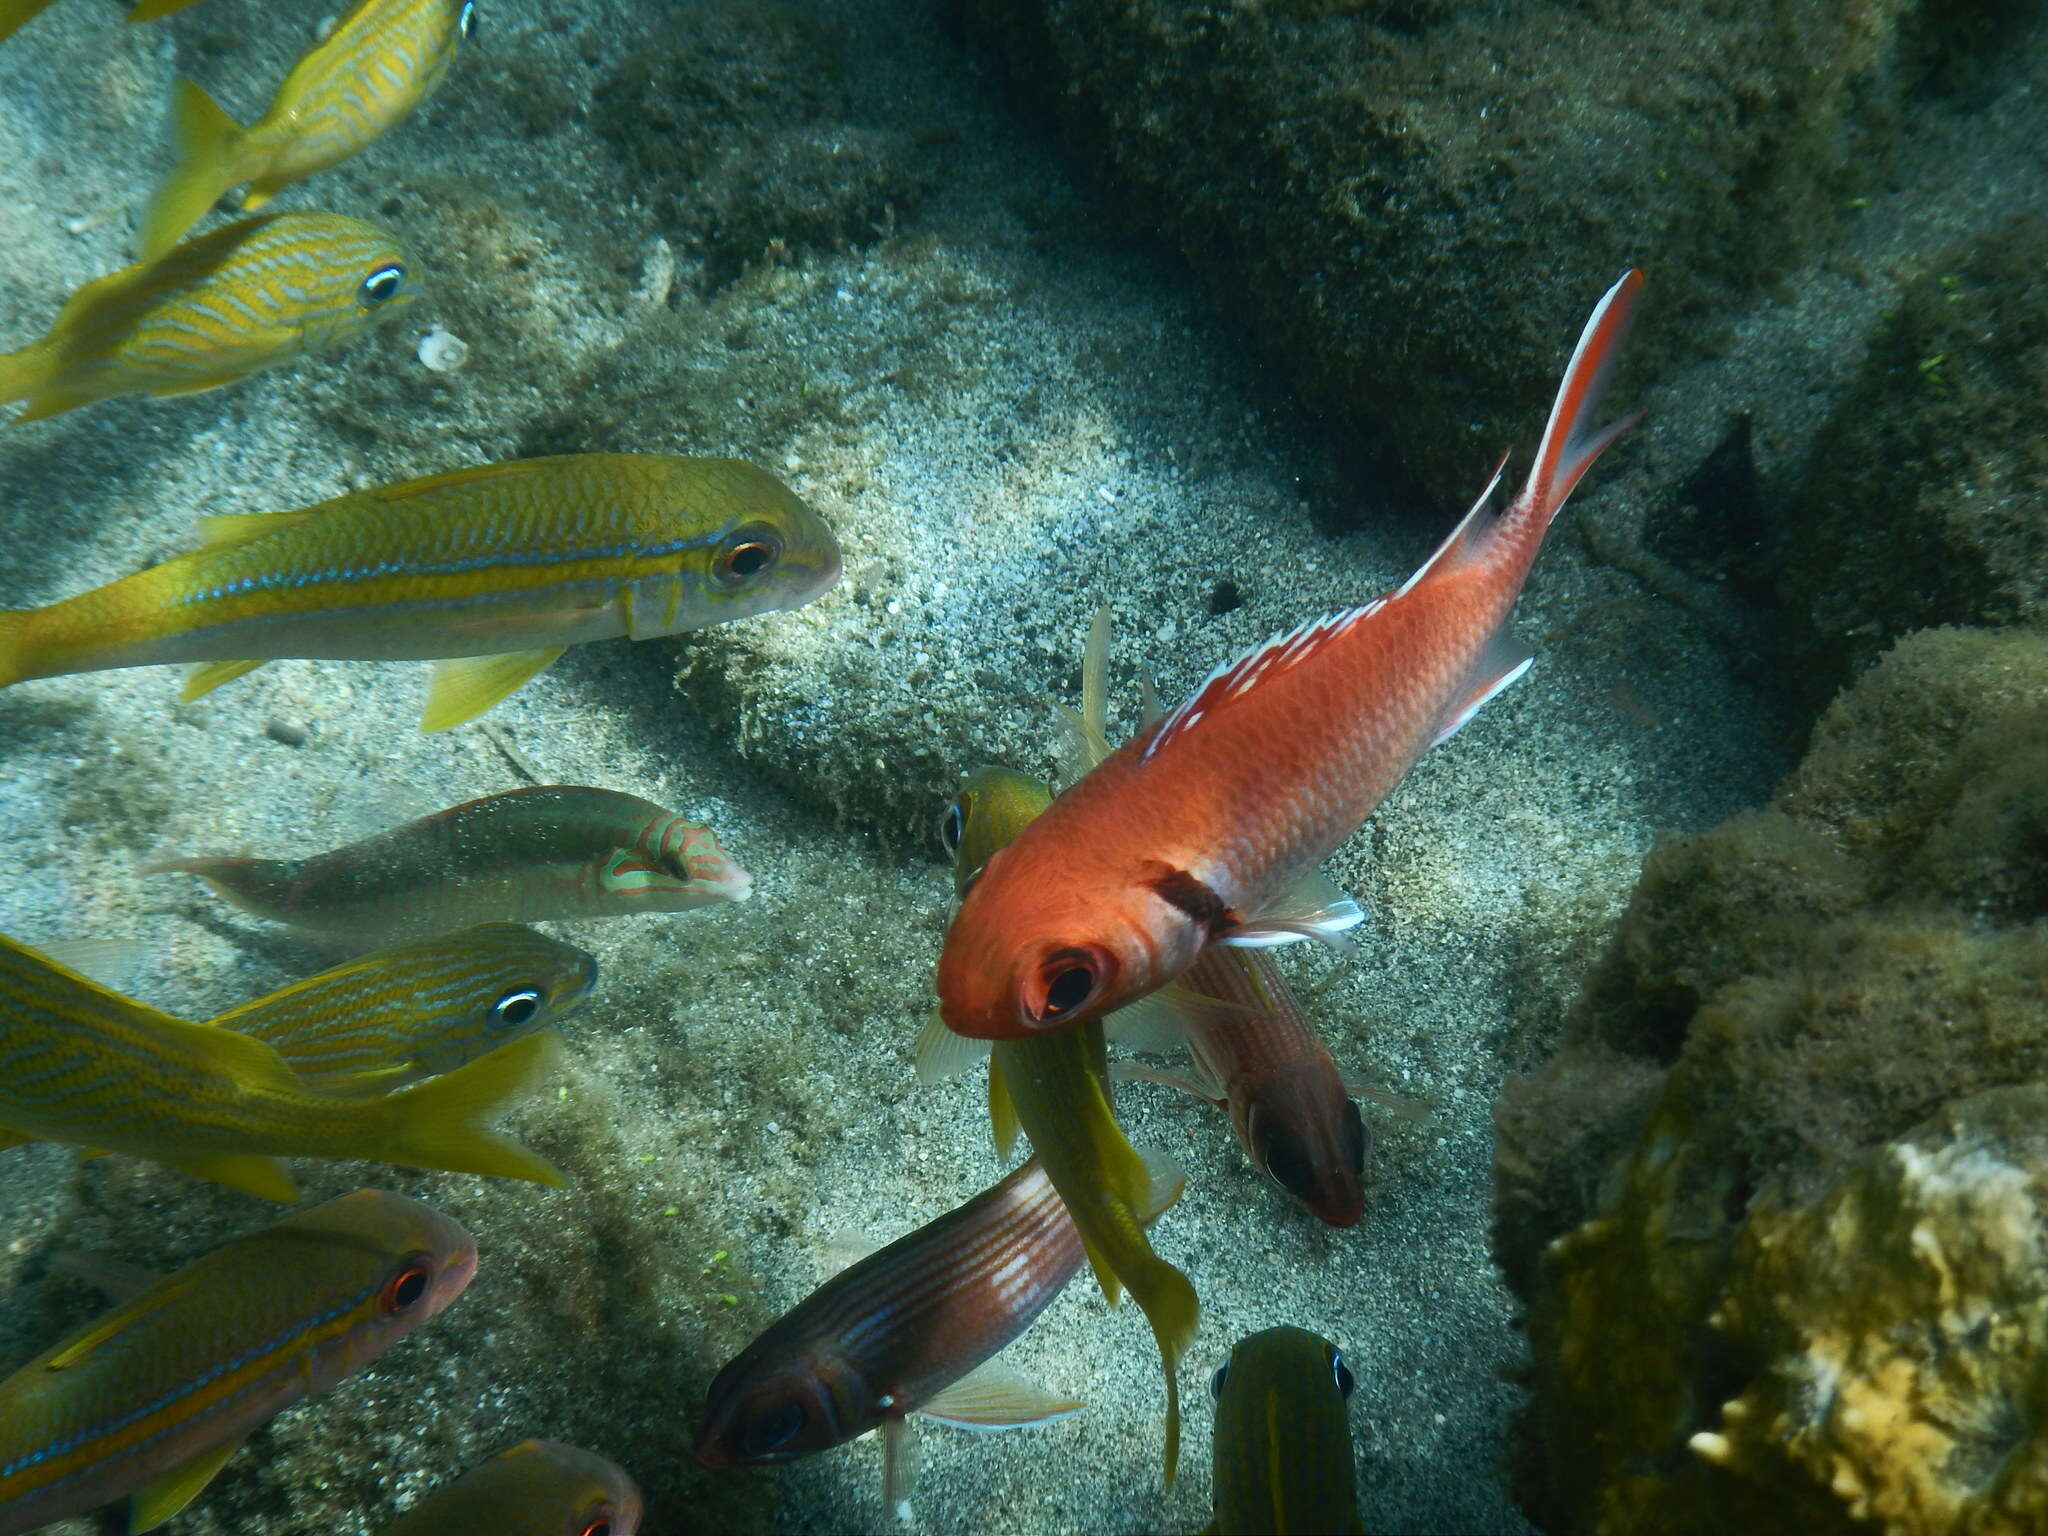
[[0, 0, 1968, 1531]]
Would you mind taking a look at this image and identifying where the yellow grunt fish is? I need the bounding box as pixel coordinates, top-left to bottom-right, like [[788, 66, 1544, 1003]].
[[0, 212, 413, 424], [0, 454, 841, 730], [0, 932, 563, 1200], [140, 0, 477, 258], [0, 1191, 476, 1536]]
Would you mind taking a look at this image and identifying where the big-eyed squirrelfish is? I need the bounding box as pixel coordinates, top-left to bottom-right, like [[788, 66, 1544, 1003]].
[[0, 931, 563, 1200], [1207, 1326, 1363, 1534], [150, 786, 752, 943], [0, 212, 413, 423], [0, 1191, 476, 1536], [379, 1440, 643, 1536], [0, 455, 842, 730], [937, 271, 1645, 1040], [140, 0, 477, 258]]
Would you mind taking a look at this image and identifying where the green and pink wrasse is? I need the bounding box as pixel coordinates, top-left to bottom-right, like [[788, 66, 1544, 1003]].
[[0, 453, 841, 731], [379, 1440, 642, 1536], [938, 271, 1645, 1040], [149, 785, 751, 945], [0, 1190, 475, 1536], [695, 1154, 1175, 1507]]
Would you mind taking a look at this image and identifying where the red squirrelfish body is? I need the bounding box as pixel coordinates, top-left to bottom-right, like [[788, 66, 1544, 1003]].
[[936, 270, 1645, 1040]]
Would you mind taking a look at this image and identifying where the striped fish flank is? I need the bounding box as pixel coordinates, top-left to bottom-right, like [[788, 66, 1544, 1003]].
[[140, 0, 476, 258], [150, 787, 753, 943], [0, 213, 413, 423], [0, 1192, 475, 1536]]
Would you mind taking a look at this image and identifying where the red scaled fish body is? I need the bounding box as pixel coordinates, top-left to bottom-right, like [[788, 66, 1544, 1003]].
[[937, 270, 1644, 1040]]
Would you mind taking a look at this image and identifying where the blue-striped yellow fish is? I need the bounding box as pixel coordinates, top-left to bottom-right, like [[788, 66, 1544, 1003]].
[[0, 1191, 475, 1536], [0, 212, 413, 423], [0, 454, 841, 730], [0, 931, 563, 1200], [380, 1441, 643, 1536], [1207, 1326, 1363, 1534], [150, 787, 752, 943], [140, 0, 477, 258]]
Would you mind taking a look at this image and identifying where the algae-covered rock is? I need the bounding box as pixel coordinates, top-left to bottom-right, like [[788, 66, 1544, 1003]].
[[959, 0, 1952, 505], [1495, 625, 2048, 1534]]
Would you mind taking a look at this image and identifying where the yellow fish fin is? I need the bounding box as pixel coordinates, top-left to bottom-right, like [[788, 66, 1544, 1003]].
[[293, 1063, 416, 1099], [137, 78, 246, 261], [1076, 1232, 1124, 1308], [194, 508, 317, 550], [9, 389, 96, 424], [987, 1052, 1021, 1162], [158, 1152, 300, 1202], [420, 647, 565, 732], [180, 658, 267, 702], [0, 0, 57, 44], [374, 1030, 565, 1185], [129, 1434, 247, 1533], [148, 376, 234, 400], [0, 338, 46, 406], [127, 0, 211, 20]]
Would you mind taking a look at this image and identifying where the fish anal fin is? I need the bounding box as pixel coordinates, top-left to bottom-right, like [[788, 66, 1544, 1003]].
[[1134, 1146, 1187, 1225], [918, 1359, 1083, 1429], [880, 1415, 917, 1511], [30, 936, 149, 990], [159, 1151, 299, 1202], [194, 510, 316, 551], [0, 1123, 36, 1153], [128, 1434, 246, 1533], [180, 658, 267, 702], [1430, 630, 1536, 747], [420, 647, 565, 732]]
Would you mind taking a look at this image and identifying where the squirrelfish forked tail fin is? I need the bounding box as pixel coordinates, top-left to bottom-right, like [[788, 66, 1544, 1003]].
[[375, 1029, 565, 1186], [137, 78, 246, 261], [0, 0, 58, 45], [1521, 267, 1645, 526]]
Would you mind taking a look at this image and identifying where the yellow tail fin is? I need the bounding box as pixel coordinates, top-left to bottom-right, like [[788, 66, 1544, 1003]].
[[0, 0, 59, 45], [128, 0, 210, 21], [375, 1030, 566, 1186], [137, 78, 245, 261], [0, 610, 35, 689]]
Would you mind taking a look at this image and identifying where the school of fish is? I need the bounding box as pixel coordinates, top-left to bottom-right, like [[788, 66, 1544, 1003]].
[[0, 0, 1648, 1522]]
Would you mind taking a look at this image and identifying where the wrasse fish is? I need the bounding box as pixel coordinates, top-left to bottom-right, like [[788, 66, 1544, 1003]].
[[0, 1190, 475, 1536], [696, 1156, 1154, 1507], [150, 786, 752, 943], [140, 0, 477, 259], [379, 1440, 642, 1536], [0, 931, 563, 1200], [208, 923, 597, 1094], [926, 764, 1197, 1484], [0, 454, 841, 730], [1206, 1326, 1362, 1535], [0, 0, 206, 47], [937, 270, 1644, 1040], [0, 212, 412, 423]]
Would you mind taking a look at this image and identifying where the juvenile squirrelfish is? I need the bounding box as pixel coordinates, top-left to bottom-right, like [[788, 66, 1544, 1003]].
[[0, 0, 206, 47], [151, 786, 752, 942], [1207, 1326, 1363, 1535], [141, 0, 477, 258], [696, 1156, 1131, 1506], [0, 932, 563, 1200], [379, 1441, 643, 1536], [0, 1191, 475, 1536], [938, 270, 1644, 1039], [0, 455, 841, 729], [0, 212, 413, 423]]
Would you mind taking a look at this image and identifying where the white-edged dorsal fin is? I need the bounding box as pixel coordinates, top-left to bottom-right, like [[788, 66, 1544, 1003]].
[[1143, 606, 1382, 762]]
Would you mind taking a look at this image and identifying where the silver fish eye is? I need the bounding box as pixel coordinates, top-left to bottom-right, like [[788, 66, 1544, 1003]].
[[458, 0, 476, 39], [489, 988, 544, 1030], [939, 799, 964, 856], [358, 264, 406, 308]]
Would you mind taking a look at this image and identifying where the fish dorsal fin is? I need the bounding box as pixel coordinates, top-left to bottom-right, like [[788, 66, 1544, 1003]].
[[1394, 451, 1512, 598], [913, 1004, 990, 1085], [918, 1360, 1083, 1428], [987, 1051, 1021, 1163], [194, 510, 316, 551], [420, 648, 565, 732], [180, 659, 268, 702], [45, 1273, 201, 1370], [1429, 630, 1536, 747], [1143, 606, 1383, 763], [128, 1434, 248, 1533], [367, 457, 561, 505]]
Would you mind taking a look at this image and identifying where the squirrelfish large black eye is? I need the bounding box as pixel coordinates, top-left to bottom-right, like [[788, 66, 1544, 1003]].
[[1042, 963, 1094, 1018], [457, 0, 477, 38], [1332, 1348, 1355, 1399], [576, 1522, 610, 1536], [713, 524, 783, 587], [1210, 1362, 1230, 1400], [490, 987, 544, 1030], [740, 1399, 807, 1458], [1262, 1124, 1316, 1202], [1342, 1096, 1369, 1174], [358, 264, 406, 307], [939, 798, 965, 857], [380, 1259, 433, 1316]]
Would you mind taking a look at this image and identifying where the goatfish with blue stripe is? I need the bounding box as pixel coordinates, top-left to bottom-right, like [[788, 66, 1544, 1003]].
[[1205, 1326, 1363, 1534], [148, 785, 752, 943], [0, 211, 413, 423], [379, 1440, 643, 1536], [0, 1190, 476, 1536], [0, 454, 842, 730], [0, 930, 564, 1201], [0, 0, 210, 49], [140, 0, 478, 259]]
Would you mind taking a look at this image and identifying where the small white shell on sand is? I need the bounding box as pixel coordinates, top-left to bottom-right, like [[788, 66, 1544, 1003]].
[[416, 326, 470, 373]]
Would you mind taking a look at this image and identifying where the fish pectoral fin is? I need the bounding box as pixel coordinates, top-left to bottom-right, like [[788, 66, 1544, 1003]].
[[180, 658, 268, 702], [918, 1360, 1083, 1429], [420, 647, 566, 732], [194, 509, 317, 550], [1105, 985, 1254, 1055], [158, 1151, 300, 1203], [292, 1063, 416, 1098], [820, 1227, 882, 1278], [1430, 629, 1536, 747], [913, 1004, 989, 1086], [987, 1051, 1020, 1164], [1218, 872, 1365, 953], [128, 1434, 248, 1534], [46, 1274, 202, 1370], [880, 1415, 918, 1510], [1108, 1059, 1224, 1107], [1347, 1080, 1433, 1124], [1134, 1145, 1187, 1225]]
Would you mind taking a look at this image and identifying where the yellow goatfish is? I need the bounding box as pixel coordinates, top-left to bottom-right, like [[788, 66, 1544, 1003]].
[[0, 454, 842, 730], [1, 0, 210, 49], [140, 0, 477, 259], [0, 931, 563, 1200], [0, 212, 412, 423]]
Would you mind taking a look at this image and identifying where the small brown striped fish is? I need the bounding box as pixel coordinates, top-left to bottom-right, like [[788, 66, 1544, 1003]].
[[140, 0, 476, 258], [0, 212, 412, 423], [1208, 1326, 1363, 1534], [0, 1191, 475, 1536], [378, 1440, 642, 1536], [695, 1155, 1176, 1506]]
